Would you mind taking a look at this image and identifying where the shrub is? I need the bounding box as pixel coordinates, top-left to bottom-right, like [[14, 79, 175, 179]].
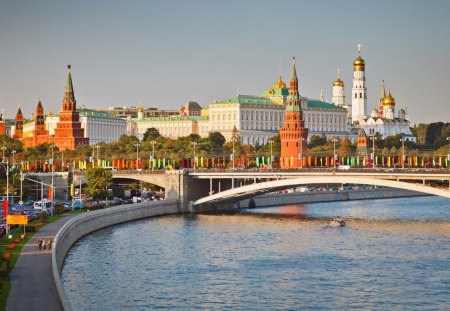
[[54, 203, 65, 215], [38, 211, 49, 223]]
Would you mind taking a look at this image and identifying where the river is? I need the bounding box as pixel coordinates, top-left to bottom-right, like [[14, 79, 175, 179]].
[[62, 196, 450, 310]]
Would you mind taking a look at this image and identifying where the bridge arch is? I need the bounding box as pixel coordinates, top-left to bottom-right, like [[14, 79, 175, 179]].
[[193, 176, 450, 206]]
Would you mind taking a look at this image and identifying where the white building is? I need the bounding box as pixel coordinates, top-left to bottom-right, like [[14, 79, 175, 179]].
[[45, 108, 127, 144], [359, 83, 416, 142]]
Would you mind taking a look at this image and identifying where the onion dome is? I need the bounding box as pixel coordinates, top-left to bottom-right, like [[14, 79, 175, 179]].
[[383, 89, 396, 107], [333, 78, 344, 87], [137, 106, 143, 113], [353, 44, 365, 71], [273, 75, 286, 89], [333, 69, 344, 87]]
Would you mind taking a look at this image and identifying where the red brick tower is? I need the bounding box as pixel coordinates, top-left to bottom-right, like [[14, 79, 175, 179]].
[[12, 107, 24, 140], [0, 114, 5, 135], [280, 57, 308, 168], [52, 65, 89, 150], [23, 100, 50, 148]]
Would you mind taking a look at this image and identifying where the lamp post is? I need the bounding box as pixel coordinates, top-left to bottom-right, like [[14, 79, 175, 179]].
[[332, 138, 338, 170], [447, 137, 450, 171], [151, 140, 156, 171], [299, 137, 306, 169], [192, 141, 197, 170], [135, 143, 140, 170], [0, 160, 10, 235], [232, 137, 235, 170], [269, 140, 274, 169], [95, 145, 100, 167], [11, 150, 16, 165], [370, 136, 377, 169], [51, 144, 55, 205], [91, 144, 96, 168], [1, 146, 6, 163], [400, 137, 406, 170], [0, 160, 9, 210]]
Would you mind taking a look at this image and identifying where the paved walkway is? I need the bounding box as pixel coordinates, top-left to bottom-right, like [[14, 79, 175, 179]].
[[6, 215, 77, 311]]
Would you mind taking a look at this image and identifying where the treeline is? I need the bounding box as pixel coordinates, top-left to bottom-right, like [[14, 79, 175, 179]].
[[411, 122, 450, 148]]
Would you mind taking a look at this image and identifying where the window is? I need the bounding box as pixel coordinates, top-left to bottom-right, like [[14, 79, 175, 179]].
[[355, 93, 357, 98], [360, 93, 362, 98]]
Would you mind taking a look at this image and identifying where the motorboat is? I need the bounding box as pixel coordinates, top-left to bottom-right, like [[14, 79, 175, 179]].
[[330, 218, 345, 227]]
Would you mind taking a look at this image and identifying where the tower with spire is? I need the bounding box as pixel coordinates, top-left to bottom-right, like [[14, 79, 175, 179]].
[[279, 57, 308, 168], [52, 65, 89, 150], [13, 107, 24, 139], [351, 44, 367, 123], [332, 69, 345, 107], [22, 99, 50, 148], [378, 80, 386, 117]]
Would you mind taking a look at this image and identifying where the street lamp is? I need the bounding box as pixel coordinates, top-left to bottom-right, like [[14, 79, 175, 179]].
[[95, 145, 100, 166], [1, 146, 6, 163], [446, 137, 450, 171], [11, 150, 16, 165], [269, 140, 274, 169], [135, 143, 140, 170], [298, 137, 306, 169], [400, 137, 406, 170], [232, 136, 236, 170], [151, 140, 156, 171], [91, 144, 96, 168], [51, 144, 55, 205], [192, 141, 197, 170], [332, 138, 338, 170], [0, 160, 9, 211], [370, 136, 377, 169]]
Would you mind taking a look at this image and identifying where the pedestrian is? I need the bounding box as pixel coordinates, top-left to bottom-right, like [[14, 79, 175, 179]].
[[37, 239, 42, 251], [48, 239, 53, 250], [43, 239, 47, 250]]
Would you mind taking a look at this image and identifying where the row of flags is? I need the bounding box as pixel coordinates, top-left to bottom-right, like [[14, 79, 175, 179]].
[[13, 155, 450, 172]]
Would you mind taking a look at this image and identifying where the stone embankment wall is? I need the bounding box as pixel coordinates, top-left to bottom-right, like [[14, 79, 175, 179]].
[[52, 199, 179, 311], [237, 188, 425, 209]]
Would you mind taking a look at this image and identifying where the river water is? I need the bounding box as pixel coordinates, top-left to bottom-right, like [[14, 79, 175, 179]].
[[62, 196, 450, 310]]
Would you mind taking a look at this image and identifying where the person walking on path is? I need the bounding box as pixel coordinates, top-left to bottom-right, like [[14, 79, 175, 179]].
[[37, 239, 42, 251], [42, 239, 47, 251], [6, 214, 77, 311], [47, 239, 52, 251]]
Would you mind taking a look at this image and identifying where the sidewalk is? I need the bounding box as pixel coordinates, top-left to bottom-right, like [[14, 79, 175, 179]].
[[6, 215, 77, 311]]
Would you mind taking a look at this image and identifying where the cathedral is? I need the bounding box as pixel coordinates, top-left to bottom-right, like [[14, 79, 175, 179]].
[[339, 45, 416, 142]]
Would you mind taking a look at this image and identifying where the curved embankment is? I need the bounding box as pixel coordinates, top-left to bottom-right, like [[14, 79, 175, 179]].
[[52, 199, 179, 311]]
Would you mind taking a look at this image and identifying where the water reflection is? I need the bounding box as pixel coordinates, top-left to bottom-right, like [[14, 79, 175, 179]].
[[62, 196, 450, 310]]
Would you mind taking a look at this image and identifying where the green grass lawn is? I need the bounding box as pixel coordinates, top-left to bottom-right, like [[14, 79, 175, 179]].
[[0, 209, 84, 309]]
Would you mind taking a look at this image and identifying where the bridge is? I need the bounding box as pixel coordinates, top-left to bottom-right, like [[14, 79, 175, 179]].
[[71, 169, 450, 212]]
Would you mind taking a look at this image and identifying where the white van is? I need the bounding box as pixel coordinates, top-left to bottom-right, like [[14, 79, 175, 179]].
[[104, 167, 118, 173], [34, 200, 53, 213]]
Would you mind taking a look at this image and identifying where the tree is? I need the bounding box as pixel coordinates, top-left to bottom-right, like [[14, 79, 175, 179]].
[[86, 167, 113, 203], [143, 127, 161, 141], [208, 132, 226, 153], [309, 134, 327, 147]]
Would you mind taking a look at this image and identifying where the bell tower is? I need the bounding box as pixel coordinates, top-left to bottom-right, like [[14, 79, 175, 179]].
[[351, 44, 367, 123]]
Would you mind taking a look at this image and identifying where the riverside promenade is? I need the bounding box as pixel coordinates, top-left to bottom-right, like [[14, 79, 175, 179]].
[[6, 215, 76, 311]]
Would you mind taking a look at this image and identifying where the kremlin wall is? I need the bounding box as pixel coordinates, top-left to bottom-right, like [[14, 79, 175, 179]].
[[0, 46, 416, 168]]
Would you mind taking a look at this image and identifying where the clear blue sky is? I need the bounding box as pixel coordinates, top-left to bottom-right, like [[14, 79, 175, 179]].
[[0, 0, 449, 124]]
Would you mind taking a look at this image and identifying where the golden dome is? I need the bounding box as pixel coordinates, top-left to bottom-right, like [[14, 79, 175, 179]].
[[383, 89, 396, 107], [138, 106, 143, 113], [333, 78, 344, 87], [353, 55, 365, 71], [353, 44, 365, 71], [273, 75, 286, 89]]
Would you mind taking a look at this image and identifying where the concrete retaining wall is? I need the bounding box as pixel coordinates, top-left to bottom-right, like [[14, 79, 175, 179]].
[[237, 188, 425, 209], [52, 199, 180, 311]]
